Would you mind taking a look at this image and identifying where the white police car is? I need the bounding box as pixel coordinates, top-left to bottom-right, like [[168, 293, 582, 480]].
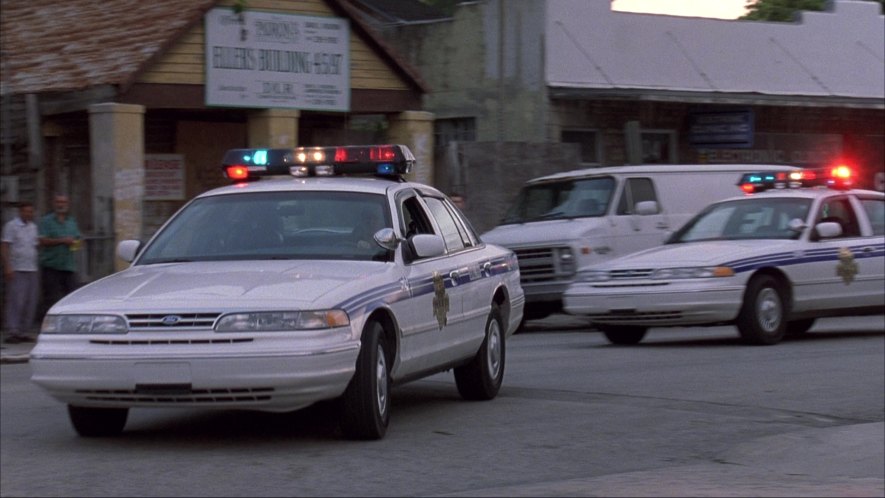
[[30, 144, 524, 439], [563, 166, 884, 345]]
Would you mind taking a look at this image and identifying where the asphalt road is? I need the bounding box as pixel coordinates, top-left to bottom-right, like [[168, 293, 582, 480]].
[[1, 315, 883, 497]]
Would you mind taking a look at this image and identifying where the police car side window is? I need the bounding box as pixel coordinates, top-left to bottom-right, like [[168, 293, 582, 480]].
[[443, 199, 478, 247], [817, 197, 861, 238], [859, 198, 885, 236], [424, 197, 467, 252], [617, 178, 658, 215], [401, 196, 433, 238]]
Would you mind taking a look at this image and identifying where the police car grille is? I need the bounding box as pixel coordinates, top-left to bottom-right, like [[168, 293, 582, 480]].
[[513, 247, 574, 282], [76, 387, 274, 403], [609, 269, 655, 279], [126, 313, 221, 329], [89, 338, 253, 346]]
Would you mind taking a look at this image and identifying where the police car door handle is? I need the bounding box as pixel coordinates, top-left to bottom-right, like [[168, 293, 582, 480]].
[[482, 262, 492, 275], [656, 222, 669, 229], [449, 270, 461, 284]]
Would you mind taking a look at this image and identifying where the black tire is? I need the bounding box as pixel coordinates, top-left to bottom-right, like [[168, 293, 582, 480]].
[[599, 325, 647, 345], [454, 303, 505, 401], [339, 321, 390, 440], [67, 405, 128, 437], [737, 275, 786, 345], [786, 318, 815, 336]]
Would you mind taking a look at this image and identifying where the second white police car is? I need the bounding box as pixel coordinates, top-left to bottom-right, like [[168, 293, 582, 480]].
[[30, 144, 525, 440], [563, 166, 884, 346]]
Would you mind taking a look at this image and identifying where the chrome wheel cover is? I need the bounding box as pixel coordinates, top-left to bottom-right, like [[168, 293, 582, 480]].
[[375, 344, 389, 418], [485, 319, 502, 379], [756, 287, 782, 333]]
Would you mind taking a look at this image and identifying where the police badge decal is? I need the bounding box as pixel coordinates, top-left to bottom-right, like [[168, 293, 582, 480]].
[[836, 247, 858, 285], [432, 271, 449, 329]]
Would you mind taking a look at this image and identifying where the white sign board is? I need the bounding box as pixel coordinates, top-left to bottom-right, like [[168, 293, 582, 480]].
[[205, 8, 350, 111], [144, 154, 185, 201]]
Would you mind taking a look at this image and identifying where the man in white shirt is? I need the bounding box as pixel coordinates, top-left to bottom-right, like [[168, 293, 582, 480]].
[[1, 201, 40, 344]]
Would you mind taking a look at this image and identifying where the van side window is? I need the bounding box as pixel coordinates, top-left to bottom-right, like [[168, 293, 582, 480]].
[[617, 178, 659, 215]]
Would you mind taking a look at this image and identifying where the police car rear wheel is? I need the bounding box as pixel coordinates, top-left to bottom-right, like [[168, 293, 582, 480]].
[[67, 405, 128, 437], [737, 275, 786, 345], [599, 325, 648, 345], [455, 303, 505, 400], [339, 321, 390, 440]]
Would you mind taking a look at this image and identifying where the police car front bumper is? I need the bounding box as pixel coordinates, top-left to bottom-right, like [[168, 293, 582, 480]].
[[563, 280, 745, 326], [30, 331, 361, 412]]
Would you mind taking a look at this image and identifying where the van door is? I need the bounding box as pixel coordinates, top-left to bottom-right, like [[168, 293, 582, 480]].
[[609, 177, 671, 256]]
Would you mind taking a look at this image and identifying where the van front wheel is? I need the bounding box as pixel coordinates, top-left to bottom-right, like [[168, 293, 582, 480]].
[[68, 405, 128, 437], [599, 325, 647, 345]]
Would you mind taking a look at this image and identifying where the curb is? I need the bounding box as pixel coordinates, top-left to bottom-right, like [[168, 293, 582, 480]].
[[0, 353, 31, 364]]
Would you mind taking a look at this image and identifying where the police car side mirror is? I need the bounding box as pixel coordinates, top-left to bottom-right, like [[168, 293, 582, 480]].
[[635, 200, 659, 215], [117, 240, 142, 263], [411, 234, 446, 258], [814, 221, 842, 240], [374, 228, 399, 251]]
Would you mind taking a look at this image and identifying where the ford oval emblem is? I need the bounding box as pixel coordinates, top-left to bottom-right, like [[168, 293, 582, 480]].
[[161, 315, 182, 326]]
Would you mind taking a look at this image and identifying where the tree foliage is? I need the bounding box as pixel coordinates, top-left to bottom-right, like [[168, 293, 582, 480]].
[[741, 0, 884, 21]]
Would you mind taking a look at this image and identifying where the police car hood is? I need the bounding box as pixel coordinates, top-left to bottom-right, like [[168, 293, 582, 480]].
[[593, 240, 794, 269], [482, 219, 603, 247], [51, 261, 392, 312]]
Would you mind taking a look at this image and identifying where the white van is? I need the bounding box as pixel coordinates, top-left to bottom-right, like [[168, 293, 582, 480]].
[[481, 164, 799, 323]]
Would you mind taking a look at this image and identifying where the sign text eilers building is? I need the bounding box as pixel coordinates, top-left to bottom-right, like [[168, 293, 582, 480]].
[[205, 8, 350, 111]]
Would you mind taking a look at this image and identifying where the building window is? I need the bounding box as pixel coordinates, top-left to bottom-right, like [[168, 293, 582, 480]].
[[434, 118, 476, 153], [561, 129, 601, 165], [641, 130, 677, 164]]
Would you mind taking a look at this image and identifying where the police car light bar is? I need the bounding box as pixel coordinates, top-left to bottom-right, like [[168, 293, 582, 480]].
[[221, 145, 415, 181], [738, 165, 856, 193]]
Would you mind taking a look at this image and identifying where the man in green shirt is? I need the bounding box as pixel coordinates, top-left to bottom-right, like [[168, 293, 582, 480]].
[[39, 194, 81, 309]]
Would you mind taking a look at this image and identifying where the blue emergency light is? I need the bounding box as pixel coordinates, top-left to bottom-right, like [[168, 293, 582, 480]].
[[222, 145, 415, 181]]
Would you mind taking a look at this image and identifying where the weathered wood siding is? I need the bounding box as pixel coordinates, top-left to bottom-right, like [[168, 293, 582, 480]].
[[136, 0, 409, 91]]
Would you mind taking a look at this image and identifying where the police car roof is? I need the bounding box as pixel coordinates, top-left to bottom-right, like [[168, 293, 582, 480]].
[[720, 187, 884, 203], [197, 175, 434, 198]]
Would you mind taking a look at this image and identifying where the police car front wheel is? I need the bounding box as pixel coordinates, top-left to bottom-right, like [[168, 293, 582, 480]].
[[737, 275, 787, 346], [339, 321, 390, 440]]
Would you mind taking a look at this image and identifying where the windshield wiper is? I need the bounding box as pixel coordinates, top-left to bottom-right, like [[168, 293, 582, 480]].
[[144, 258, 194, 264], [533, 211, 567, 221]]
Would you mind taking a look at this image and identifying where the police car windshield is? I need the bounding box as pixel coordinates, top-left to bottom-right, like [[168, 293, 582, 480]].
[[501, 176, 614, 224], [669, 197, 812, 244], [137, 191, 393, 264]]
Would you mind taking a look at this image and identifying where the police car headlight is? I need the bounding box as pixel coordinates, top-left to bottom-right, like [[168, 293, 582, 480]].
[[651, 267, 734, 279], [575, 270, 610, 283], [215, 310, 350, 332], [41, 314, 128, 334]]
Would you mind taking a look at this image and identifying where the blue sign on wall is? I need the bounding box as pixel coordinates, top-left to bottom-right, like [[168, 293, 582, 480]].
[[689, 110, 754, 148]]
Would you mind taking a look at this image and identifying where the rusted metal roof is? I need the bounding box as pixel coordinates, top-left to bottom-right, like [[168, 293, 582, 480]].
[[0, 0, 218, 95]]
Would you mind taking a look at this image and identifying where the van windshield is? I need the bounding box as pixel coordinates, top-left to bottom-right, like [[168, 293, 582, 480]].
[[500, 176, 615, 224]]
